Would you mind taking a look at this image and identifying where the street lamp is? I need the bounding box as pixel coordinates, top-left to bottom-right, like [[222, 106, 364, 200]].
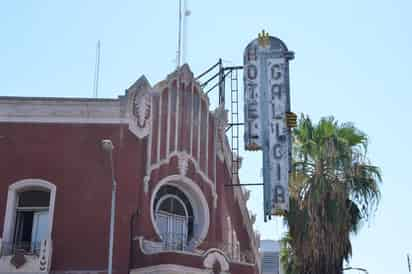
[[101, 139, 116, 274]]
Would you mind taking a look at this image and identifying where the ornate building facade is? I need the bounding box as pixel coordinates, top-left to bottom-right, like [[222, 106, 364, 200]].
[[0, 65, 260, 274]]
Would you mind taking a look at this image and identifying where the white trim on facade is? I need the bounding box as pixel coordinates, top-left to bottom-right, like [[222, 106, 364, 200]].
[[175, 79, 180, 153], [0, 98, 125, 124], [189, 84, 194, 156], [2, 178, 57, 246], [205, 111, 209, 175], [144, 94, 155, 194], [148, 151, 215, 190], [157, 93, 162, 163], [166, 80, 172, 156], [131, 264, 212, 274], [149, 175, 210, 250], [203, 249, 230, 272]]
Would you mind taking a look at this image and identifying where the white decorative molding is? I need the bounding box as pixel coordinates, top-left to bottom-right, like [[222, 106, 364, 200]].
[[131, 264, 211, 274], [232, 185, 261, 271], [127, 76, 153, 139], [0, 75, 156, 141], [0, 235, 53, 273], [250, 212, 256, 225], [148, 151, 216, 194], [39, 239, 52, 272], [254, 231, 261, 249], [166, 79, 173, 156], [144, 94, 154, 194], [205, 111, 209, 176], [156, 87, 162, 164], [189, 84, 194, 156], [178, 153, 191, 176], [212, 193, 218, 209], [138, 236, 165, 255], [149, 175, 210, 250], [137, 236, 203, 256], [143, 176, 150, 194], [203, 249, 230, 272], [212, 104, 233, 182], [2, 179, 56, 246], [243, 189, 251, 201], [0, 97, 126, 124], [144, 64, 218, 206], [213, 104, 227, 162], [1, 179, 55, 273]]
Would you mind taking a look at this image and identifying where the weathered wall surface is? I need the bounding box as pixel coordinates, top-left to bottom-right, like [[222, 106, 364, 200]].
[[0, 123, 145, 274], [0, 65, 259, 274]]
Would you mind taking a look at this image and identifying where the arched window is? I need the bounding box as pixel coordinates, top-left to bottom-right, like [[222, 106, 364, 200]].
[[13, 190, 50, 254], [1, 179, 56, 256], [153, 185, 194, 250], [150, 176, 210, 252]]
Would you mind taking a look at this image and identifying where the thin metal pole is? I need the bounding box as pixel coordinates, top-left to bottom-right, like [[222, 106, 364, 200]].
[[108, 150, 116, 274], [182, 0, 188, 64], [176, 0, 182, 68], [93, 40, 101, 98], [102, 140, 116, 274]]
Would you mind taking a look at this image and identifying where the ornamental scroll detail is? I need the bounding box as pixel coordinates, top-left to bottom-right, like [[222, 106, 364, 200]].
[[133, 92, 151, 130], [127, 75, 152, 139]]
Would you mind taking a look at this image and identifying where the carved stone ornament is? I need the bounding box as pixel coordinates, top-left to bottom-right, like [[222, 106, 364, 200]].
[[213, 103, 228, 132], [127, 75, 152, 139], [213, 104, 228, 162], [178, 153, 190, 176], [39, 240, 48, 272], [133, 93, 151, 131], [203, 249, 230, 272]]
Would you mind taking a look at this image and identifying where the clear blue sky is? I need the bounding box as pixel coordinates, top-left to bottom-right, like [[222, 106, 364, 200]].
[[1, 1, 411, 273]]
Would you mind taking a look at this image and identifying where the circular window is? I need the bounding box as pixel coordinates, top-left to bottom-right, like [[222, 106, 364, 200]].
[[154, 186, 194, 249], [151, 177, 210, 251]]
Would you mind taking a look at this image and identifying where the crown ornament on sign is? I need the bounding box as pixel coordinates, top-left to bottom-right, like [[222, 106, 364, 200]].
[[258, 30, 270, 47]]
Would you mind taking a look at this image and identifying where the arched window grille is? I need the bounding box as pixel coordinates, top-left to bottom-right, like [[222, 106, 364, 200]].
[[153, 185, 194, 250]]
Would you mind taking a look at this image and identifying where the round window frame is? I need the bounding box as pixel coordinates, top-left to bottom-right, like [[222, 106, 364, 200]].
[[155, 194, 189, 219], [150, 175, 210, 250]]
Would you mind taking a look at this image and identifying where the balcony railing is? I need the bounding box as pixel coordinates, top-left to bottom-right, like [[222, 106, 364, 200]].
[[0, 241, 42, 257], [0, 238, 53, 273], [160, 232, 188, 251], [158, 235, 256, 264]]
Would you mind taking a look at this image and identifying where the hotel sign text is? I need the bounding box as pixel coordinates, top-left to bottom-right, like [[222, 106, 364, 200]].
[[243, 32, 294, 220]]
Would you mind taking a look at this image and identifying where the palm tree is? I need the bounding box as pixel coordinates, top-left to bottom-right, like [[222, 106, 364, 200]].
[[281, 115, 381, 274]]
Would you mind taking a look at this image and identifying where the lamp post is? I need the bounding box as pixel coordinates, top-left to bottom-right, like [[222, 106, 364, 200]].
[[101, 139, 116, 274]]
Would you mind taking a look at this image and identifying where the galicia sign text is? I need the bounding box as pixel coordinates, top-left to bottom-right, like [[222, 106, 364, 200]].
[[243, 32, 294, 220]]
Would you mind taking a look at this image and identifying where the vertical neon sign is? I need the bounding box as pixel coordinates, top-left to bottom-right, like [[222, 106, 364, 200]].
[[244, 31, 294, 220]]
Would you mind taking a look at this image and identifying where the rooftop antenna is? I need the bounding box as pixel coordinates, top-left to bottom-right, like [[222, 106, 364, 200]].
[[176, 0, 190, 68], [93, 40, 101, 98], [182, 0, 191, 65], [176, 0, 182, 69]]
